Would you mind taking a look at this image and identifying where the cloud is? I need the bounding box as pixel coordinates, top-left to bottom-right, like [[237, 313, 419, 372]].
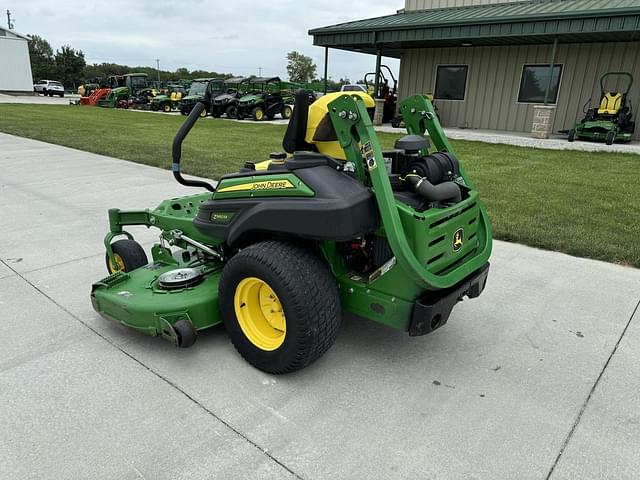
[[14, 0, 400, 81]]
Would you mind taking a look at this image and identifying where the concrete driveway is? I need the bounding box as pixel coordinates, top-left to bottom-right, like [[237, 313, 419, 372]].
[[1, 132, 639, 480]]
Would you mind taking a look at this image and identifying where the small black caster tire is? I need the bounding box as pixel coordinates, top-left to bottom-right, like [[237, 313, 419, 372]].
[[173, 320, 197, 348], [568, 130, 575, 142], [606, 131, 615, 145]]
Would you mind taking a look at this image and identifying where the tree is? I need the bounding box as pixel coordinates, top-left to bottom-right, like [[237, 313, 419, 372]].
[[28, 35, 55, 81], [54, 46, 86, 88], [286, 51, 317, 84]]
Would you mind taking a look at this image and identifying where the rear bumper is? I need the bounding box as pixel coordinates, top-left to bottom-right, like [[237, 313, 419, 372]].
[[409, 262, 489, 336]]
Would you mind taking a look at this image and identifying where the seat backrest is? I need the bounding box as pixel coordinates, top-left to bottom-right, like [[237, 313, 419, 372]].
[[598, 92, 623, 115], [283, 90, 315, 153]]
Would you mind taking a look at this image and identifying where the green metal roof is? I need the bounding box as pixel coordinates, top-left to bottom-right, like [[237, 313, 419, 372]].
[[310, 0, 640, 56]]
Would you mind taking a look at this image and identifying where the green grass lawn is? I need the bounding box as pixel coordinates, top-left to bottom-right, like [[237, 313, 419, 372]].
[[1, 104, 639, 268]]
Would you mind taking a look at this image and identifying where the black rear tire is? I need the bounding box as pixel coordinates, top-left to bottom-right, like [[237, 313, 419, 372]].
[[219, 241, 341, 374], [225, 105, 238, 119], [568, 129, 575, 142], [106, 239, 148, 274]]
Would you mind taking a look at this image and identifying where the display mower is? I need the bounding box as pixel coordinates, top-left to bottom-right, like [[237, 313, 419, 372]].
[[91, 91, 492, 374], [568, 72, 635, 145]]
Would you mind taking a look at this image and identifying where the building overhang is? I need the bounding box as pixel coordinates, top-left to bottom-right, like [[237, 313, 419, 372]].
[[309, 0, 640, 57]]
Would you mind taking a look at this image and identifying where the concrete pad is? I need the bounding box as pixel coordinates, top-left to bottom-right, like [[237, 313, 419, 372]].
[[0, 275, 294, 480], [3, 132, 640, 478], [0, 133, 213, 273], [26, 240, 640, 479], [377, 125, 640, 155], [549, 304, 640, 480]]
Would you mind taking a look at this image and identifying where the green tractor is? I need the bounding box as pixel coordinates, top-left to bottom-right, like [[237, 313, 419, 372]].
[[91, 90, 492, 374], [97, 73, 149, 108], [210, 77, 251, 118], [150, 84, 188, 113], [179, 78, 225, 117], [568, 72, 635, 145], [236, 77, 295, 121]]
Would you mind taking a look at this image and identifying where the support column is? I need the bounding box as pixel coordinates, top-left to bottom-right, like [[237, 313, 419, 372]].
[[543, 37, 559, 106], [374, 48, 382, 99], [323, 47, 329, 95]]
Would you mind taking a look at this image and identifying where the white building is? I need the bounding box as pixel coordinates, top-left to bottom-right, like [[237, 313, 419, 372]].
[[0, 27, 33, 93]]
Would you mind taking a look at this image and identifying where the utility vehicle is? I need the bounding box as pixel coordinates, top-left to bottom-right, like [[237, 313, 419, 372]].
[[97, 73, 149, 108], [92, 91, 492, 374], [210, 77, 250, 118], [236, 77, 294, 121], [179, 78, 224, 117]]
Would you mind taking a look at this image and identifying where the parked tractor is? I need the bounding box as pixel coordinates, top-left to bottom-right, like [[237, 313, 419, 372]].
[[98, 73, 149, 108], [150, 84, 188, 112]]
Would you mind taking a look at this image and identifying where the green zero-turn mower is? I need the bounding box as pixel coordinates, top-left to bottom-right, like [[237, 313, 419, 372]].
[[91, 90, 492, 374], [568, 72, 635, 145]]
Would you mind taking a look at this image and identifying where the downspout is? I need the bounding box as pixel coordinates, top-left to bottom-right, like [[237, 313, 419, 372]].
[[543, 37, 559, 105]]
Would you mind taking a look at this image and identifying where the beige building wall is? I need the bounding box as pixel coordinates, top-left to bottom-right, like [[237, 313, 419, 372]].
[[405, 0, 521, 10], [398, 41, 640, 139]]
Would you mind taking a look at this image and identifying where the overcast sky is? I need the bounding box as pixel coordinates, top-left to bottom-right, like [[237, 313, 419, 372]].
[[9, 0, 401, 82]]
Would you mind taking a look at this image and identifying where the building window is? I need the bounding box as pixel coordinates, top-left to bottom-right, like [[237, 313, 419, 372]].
[[434, 65, 468, 101], [518, 64, 563, 104]]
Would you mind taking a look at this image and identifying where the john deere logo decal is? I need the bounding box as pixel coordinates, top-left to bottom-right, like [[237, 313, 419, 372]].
[[453, 228, 464, 252]]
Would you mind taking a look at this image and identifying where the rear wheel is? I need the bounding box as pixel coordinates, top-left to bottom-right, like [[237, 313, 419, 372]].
[[106, 239, 148, 274], [606, 131, 616, 145], [48, 92, 54, 97], [219, 241, 341, 374], [252, 107, 265, 121], [568, 129, 576, 142], [225, 105, 237, 119], [59, 93, 64, 98], [281, 105, 293, 119], [162, 103, 172, 113], [199, 108, 207, 118]]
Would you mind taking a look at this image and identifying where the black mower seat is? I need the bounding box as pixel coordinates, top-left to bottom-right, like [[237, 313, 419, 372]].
[[283, 89, 317, 154]]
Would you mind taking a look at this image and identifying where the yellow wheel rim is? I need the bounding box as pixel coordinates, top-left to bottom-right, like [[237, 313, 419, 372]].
[[255, 109, 264, 120], [108, 253, 125, 273], [234, 277, 286, 351], [200, 109, 207, 117], [283, 107, 292, 118], [163, 104, 171, 112]]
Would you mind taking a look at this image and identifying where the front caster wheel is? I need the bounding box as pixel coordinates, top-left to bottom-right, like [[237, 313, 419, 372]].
[[106, 239, 148, 274], [173, 319, 197, 348], [606, 131, 615, 145], [219, 241, 341, 374]]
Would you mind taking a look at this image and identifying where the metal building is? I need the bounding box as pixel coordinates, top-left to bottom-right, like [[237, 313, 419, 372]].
[[310, 0, 640, 139], [0, 27, 33, 93]]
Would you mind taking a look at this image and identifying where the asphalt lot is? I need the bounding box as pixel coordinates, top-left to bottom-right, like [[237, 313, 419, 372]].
[[1, 132, 639, 480]]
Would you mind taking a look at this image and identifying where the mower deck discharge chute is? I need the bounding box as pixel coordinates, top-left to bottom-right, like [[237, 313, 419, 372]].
[[569, 71, 635, 145], [91, 91, 492, 373]]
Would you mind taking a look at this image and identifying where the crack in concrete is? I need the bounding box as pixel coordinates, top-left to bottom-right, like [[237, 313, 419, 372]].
[[545, 297, 640, 479], [0, 258, 305, 480]]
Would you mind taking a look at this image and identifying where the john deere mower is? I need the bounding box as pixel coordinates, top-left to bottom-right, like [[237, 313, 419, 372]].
[[568, 72, 635, 145], [91, 90, 492, 374]]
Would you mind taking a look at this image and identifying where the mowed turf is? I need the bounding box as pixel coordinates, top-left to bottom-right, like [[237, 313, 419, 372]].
[[1, 104, 639, 268]]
